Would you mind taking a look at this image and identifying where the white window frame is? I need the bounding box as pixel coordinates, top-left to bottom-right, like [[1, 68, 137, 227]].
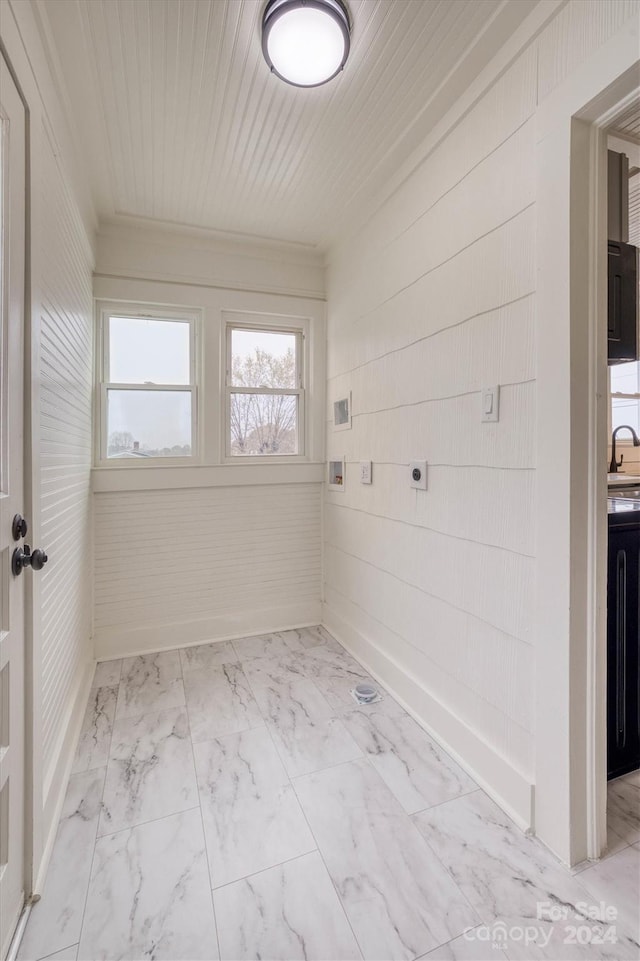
[[96, 303, 200, 467], [224, 316, 307, 462]]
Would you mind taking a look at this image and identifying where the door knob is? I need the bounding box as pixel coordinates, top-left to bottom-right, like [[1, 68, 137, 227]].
[[12, 544, 48, 576], [30, 548, 48, 571], [12, 514, 28, 540]]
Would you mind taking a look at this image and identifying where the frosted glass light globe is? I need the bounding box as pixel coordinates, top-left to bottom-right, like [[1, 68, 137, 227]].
[[262, 0, 350, 88]]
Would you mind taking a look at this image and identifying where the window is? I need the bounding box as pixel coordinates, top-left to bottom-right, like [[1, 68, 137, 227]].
[[95, 304, 317, 469], [611, 361, 640, 433], [98, 307, 197, 463], [225, 322, 304, 457]]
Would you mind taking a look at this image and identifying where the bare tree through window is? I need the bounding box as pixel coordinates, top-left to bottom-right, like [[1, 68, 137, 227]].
[[230, 347, 298, 455]]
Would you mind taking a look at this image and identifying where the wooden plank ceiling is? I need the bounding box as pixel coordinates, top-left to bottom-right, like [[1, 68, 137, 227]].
[[37, 0, 539, 247]]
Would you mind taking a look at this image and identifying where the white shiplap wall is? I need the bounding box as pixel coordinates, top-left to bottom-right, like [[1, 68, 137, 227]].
[[93, 484, 321, 656], [324, 0, 640, 829], [39, 123, 95, 793]]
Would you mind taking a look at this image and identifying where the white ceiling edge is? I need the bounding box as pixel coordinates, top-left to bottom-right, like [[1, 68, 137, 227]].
[[32, 0, 114, 220], [7, 0, 100, 244], [324, 0, 567, 263]]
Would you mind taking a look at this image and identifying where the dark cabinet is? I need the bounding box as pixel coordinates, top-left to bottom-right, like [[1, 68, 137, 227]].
[[607, 515, 640, 779], [608, 240, 638, 365]]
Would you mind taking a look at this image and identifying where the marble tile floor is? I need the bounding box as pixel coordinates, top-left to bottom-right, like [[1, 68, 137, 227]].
[[17, 626, 640, 961]]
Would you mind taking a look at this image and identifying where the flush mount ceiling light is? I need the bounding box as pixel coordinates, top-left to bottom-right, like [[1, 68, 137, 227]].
[[262, 0, 351, 88]]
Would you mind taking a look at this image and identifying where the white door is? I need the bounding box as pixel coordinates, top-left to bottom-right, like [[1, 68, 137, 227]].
[[0, 52, 26, 960]]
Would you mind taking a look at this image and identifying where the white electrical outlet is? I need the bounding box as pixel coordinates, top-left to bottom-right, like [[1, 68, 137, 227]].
[[481, 385, 500, 422], [360, 460, 372, 484], [409, 460, 427, 490]]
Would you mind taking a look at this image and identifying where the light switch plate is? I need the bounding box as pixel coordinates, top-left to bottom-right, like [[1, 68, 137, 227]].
[[409, 460, 428, 490], [481, 385, 500, 422], [360, 460, 372, 484]]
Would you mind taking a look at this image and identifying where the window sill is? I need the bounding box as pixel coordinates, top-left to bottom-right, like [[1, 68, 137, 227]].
[[91, 461, 325, 493]]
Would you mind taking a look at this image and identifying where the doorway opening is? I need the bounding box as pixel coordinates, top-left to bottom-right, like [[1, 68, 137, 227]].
[[601, 98, 640, 856], [535, 40, 640, 865]]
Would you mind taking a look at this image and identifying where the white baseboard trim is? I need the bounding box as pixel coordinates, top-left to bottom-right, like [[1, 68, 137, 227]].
[[94, 601, 323, 660], [6, 900, 32, 961], [36, 658, 95, 893], [323, 605, 534, 832]]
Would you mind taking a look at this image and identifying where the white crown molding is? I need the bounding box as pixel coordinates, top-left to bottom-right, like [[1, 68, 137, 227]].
[[95, 218, 326, 300], [100, 213, 324, 265]]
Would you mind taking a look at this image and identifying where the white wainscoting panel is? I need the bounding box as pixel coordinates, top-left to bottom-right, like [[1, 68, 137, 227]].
[[93, 484, 322, 657]]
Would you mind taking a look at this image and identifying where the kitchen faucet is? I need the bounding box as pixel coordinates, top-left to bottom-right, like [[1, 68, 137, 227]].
[[609, 424, 640, 473]]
